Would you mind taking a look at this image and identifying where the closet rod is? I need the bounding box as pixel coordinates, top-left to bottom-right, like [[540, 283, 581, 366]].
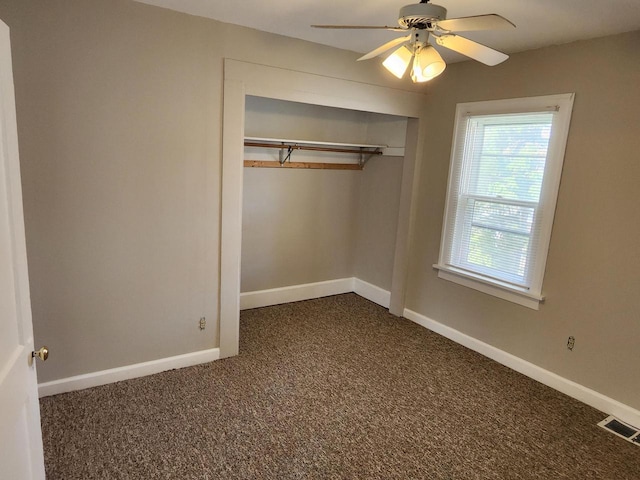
[[244, 141, 383, 156], [244, 160, 362, 170]]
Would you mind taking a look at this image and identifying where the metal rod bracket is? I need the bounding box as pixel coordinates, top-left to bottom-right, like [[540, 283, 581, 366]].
[[279, 144, 294, 165], [359, 147, 382, 168]]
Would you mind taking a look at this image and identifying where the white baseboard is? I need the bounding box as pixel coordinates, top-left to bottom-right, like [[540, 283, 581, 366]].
[[38, 348, 220, 398], [403, 308, 640, 428], [353, 278, 391, 308], [240, 278, 355, 310]]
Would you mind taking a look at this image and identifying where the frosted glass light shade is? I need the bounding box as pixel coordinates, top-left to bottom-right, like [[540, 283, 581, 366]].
[[382, 46, 413, 79], [411, 45, 446, 83]]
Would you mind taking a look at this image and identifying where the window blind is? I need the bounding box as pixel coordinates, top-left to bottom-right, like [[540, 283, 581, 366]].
[[443, 112, 555, 289]]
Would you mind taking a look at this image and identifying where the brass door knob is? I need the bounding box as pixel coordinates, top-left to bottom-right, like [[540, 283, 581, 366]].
[[32, 346, 49, 362]]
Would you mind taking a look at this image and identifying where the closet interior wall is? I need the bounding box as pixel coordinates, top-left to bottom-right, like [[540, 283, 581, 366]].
[[241, 96, 407, 295]]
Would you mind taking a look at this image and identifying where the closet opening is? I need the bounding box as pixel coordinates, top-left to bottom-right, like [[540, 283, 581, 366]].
[[220, 59, 426, 358], [240, 97, 408, 315]]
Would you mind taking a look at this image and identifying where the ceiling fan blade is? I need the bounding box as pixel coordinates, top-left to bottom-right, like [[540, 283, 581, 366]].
[[435, 34, 508, 66], [437, 14, 515, 32], [357, 35, 412, 61], [311, 25, 407, 32]]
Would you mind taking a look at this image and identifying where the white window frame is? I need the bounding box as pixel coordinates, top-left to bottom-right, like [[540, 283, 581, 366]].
[[434, 93, 575, 309]]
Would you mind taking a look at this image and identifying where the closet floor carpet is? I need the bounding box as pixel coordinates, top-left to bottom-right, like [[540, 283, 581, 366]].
[[40, 293, 640, 479]]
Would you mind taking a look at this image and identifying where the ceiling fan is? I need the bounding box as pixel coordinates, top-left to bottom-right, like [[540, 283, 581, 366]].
[[312, 0, 515, 83]]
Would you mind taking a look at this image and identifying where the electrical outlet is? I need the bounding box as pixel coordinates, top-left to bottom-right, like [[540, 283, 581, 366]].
[[199, 317, 206, 330], [567, 336, 575, 350]]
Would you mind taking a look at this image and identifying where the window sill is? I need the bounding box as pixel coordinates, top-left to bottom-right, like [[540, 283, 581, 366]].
[[432, 264, 544, 310]]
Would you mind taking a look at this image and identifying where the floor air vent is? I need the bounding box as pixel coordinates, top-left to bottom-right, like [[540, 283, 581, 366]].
[[598, 416, 640, 446]]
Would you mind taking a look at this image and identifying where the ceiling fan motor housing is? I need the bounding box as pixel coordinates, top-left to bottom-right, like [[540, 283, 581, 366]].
[[398, 3, 447, 29]]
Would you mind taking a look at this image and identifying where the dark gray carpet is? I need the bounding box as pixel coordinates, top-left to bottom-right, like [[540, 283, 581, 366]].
[[40, 294, 640, 479]]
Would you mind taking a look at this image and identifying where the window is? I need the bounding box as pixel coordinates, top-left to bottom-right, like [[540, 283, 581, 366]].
[[435, 94, 574, 309]]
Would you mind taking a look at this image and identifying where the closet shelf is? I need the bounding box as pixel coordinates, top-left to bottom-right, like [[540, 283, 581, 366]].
[[244, 136, 389, 170], [245, 136, 387, 150]]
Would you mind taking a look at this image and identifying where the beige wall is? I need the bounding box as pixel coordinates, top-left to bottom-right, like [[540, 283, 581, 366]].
[[355, 113, 408, 291], [354, 156, 404, 290], [244, 96, 370, 145], [242, 168, 360, 292], [406, 30, 640, 410], [0, 0, 422, 382]]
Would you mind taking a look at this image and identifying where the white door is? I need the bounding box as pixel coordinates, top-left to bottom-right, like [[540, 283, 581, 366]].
[[0, 19, 46, 480]]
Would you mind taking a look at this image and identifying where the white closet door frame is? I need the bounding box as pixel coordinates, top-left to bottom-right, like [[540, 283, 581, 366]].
[[220, 59, 426, 357]]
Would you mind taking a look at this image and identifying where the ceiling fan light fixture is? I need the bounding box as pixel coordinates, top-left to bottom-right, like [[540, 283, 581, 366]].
[[313, 1, 515, 81], [382, 45, 413, 79], [411, 44, 446, 82]]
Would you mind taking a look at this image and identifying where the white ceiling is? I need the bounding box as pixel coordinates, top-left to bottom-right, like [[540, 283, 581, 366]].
[[135, 0, 640, 63]]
